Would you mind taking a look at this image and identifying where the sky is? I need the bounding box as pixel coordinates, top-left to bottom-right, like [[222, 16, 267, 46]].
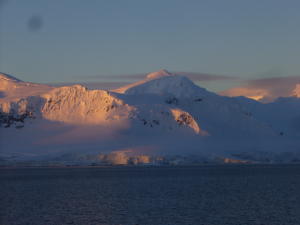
[[1, 0, 300, 91]]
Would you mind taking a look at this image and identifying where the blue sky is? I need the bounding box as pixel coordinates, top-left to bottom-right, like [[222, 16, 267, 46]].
[[1, 0, 300, 91]]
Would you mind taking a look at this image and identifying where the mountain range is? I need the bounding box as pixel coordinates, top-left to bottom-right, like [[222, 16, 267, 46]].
[[1, 70, 300, 165]]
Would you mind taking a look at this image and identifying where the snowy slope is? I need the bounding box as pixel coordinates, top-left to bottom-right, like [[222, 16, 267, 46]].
[[114, 70, 276, 138], [114, 69, 216, 99], [293, 84, 300, 97], [0, 73, 53, 102], [1, 70, 300, 164], [41, 85, 133, 125], [238, 97, 300, 137]]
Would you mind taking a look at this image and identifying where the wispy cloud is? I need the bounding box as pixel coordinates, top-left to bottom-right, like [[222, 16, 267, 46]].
[[47, 81, 130, 90], [48, 72, 300, 102], [173, 72, 239, 82], [75, 71, 238, 82], [78, 73, 145, 80], [49, 71, 240, 92], [220, 76, 300, 102]]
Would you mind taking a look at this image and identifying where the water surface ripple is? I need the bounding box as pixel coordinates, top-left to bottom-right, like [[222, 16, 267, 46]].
[[1, 165, 300, 225]]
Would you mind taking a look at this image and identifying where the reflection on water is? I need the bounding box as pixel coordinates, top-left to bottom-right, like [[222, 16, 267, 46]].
[[1, 165, 300, 225]]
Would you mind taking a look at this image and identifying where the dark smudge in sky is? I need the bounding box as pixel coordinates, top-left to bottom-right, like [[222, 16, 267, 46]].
[[27, 14, 43, 32]]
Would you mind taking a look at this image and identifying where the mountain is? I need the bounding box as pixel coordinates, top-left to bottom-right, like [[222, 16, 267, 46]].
[[0, 73, 22, 83], [293, 84, 300, 97], [0, 73, 53, 102], [1, 70, 300, 165]]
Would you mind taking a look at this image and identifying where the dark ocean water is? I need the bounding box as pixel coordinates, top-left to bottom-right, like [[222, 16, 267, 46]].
[[1, 165, 300, 225]]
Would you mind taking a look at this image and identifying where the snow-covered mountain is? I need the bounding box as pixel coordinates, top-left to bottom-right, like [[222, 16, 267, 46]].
[[0, 73, 53, 101], [1, 70, 300, 165], [293, 84, 300, 97]]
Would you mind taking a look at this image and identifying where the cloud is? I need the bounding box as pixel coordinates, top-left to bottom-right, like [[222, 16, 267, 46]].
[[54, 71, 238, 91], [48, 71, 300, 102], [48, 81, 130, 90], [75, 71, 238, 82], [220, 76, 300, 102], [172, 72, 239, 82], [82, 73, 146, 80]]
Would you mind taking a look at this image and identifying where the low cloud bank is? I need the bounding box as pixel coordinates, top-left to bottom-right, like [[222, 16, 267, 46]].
[[220, 76, 300, 102]]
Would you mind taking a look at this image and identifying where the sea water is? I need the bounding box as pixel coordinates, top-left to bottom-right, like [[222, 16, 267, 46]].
[[1, 165, 300, 225]]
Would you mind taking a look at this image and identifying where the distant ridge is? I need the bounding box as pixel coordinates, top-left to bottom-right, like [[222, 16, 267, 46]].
[[0, 72, 23, 82]]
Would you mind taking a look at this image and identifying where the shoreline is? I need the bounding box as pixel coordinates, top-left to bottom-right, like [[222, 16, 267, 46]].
[[1, 163, 300, 169]]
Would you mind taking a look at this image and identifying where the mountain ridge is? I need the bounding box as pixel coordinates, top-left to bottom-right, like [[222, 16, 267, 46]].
[[1, 70, 300, 164]]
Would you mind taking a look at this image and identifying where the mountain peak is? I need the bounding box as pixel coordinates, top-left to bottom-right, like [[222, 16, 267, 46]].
[[117, 71, 214, 99], [146, 69, 173, 80], [112, 69, 215, 98], [0, 73, 23, 82]]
